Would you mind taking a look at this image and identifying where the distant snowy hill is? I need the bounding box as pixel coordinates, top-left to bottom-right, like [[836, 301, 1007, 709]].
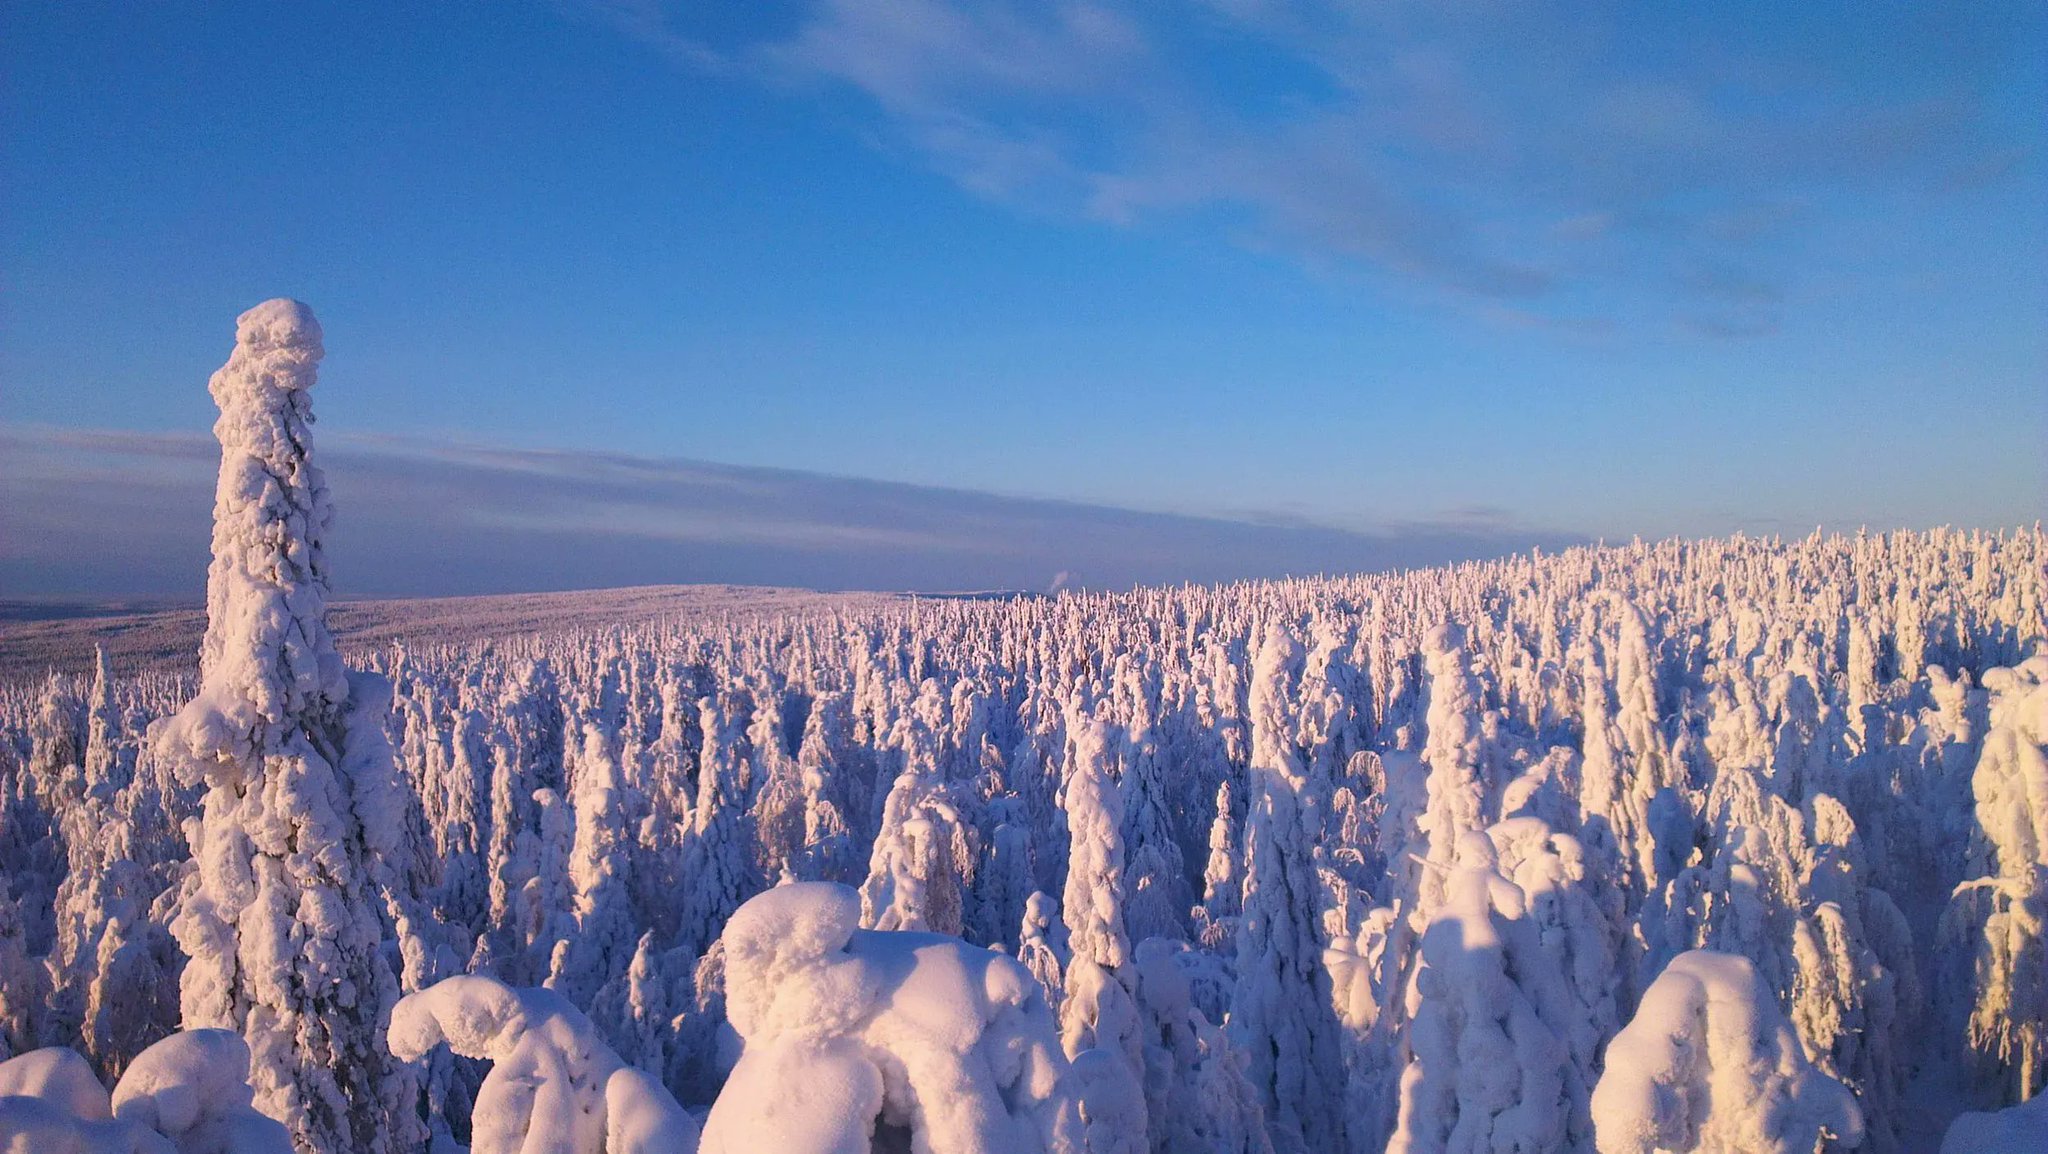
[[0, 584, 905, 683]]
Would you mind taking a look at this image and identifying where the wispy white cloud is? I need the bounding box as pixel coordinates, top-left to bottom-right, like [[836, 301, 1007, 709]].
[[574, 0, 2034, 336]]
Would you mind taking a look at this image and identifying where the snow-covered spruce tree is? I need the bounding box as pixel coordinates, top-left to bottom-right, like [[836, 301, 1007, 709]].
[[516, 786, 577, 985], [1388, 830, 1575, 1154], [744, 686, 811, 883], [150, 300, 421, 1154], [46, 759, 182, 1081], [556, 721, 642, 1007], [699, 881, 1119, 1154], [390, 974, 700, 1154], [482, 658, 565, 974], [1574, 617, 1659, 944], [1129, 937, 1273, 1154], [1055, 713, 1149, 1141], [0, 882, 48, 1057], [10, 677, 81, 961], [83, 647, 134, 800], [1192, 779, 1242, 952], [1413, 624, 1489, 921], [972, 802, 1037, 952], [1486, 817, 1616, 1136], [794, 691, 859, 884], [26, 672, 85, 816], [1018, 890, 1070, 1010], [589, 930, 685, 1079], [1230, 622, 1347, 1154], [1590, 950, 1862, 1154], [1793, 794, 1920, 1154], [1062, 716, 1131, 976], [678, 693, 758, 960], [1939, 652, 2048, 1107], [1114, 678, 1189, 947], [859, 693, 977, 937]]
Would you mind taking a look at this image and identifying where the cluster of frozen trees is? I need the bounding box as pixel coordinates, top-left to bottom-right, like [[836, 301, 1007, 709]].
[[1, 302, 2045, 1152]]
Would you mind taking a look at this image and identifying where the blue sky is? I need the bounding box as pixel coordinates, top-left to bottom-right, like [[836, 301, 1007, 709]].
[[3, 1, 2043, 596]]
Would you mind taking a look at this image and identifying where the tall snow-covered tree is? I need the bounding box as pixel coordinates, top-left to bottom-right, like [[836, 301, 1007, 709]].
[[680, 693, 759, 960], [1230, 623, 1346, 1154], [82, 648, 131, 800], [1940, 653, 2048, 1107], [1193, 779, 1242, 952], [1061, 716, 1130, 974], [558, 721, 642, 1006], [1389, 831, 1575, 1154], [1414, 624, 1489, 918], [860, 694, 977, 937], [150, 299, 421, 1154]]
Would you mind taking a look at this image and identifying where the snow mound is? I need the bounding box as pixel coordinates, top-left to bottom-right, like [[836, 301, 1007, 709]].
[[1591, 950, 1862, 1154], [109, 1029, 292, 1154], [389, 974, 701, 1154], [0, 1048, 107, 1121], [0, 1031, 288, 1154], [0, 1095, 173, 1154], [702, 881, 1101, 1153], [1939, 1091, 2048, 1153]]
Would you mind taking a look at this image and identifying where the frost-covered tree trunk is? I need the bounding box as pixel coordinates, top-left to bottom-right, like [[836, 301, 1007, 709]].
[[151, 300, 420, 1154]]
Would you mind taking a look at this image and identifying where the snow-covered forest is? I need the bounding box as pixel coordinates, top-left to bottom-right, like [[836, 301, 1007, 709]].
[[1, 303, 2044, 1153]]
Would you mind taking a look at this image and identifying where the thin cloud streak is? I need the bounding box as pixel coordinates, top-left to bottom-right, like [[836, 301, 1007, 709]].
[[0, 424, 1585, 598]]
